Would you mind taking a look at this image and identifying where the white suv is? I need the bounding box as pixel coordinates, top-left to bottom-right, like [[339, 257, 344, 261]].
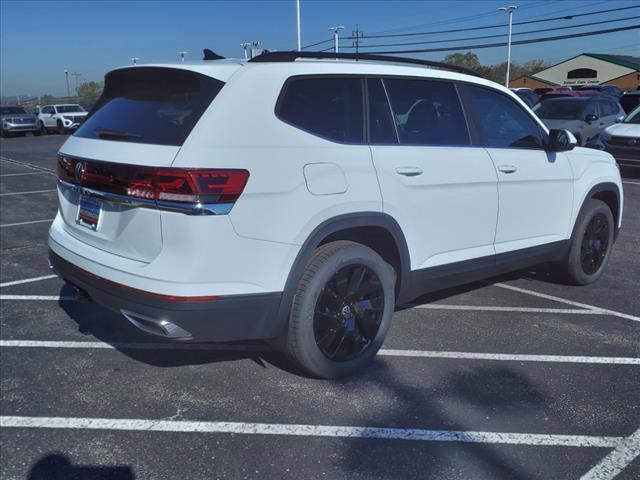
[[49, 52, 623, 378], [38, 104, 88, 134]]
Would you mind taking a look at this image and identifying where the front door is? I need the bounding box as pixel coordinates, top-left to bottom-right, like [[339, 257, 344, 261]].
[[461, 84, 574, 255]]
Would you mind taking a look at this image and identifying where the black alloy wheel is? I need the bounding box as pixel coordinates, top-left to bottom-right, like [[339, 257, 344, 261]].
[[580, 213, 610, 275], [313, 264, 384, 362]]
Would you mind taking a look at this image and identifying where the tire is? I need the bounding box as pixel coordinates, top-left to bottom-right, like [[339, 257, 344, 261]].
[[38, 122, 47, 135], [561, 198, 614, 285], [286, 241, 396, 379], [57, 120, 65, 135]]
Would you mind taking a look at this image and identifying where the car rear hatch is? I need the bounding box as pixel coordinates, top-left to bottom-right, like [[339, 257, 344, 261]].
[[56, 66, 229, 263]]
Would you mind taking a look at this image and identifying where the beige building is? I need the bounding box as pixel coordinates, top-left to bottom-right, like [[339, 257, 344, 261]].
[[510, 53, 640, 91]]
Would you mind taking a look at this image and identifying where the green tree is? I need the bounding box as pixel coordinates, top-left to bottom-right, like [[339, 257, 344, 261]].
[[77, 81, 103, 104], [443, 52, 482, 72]]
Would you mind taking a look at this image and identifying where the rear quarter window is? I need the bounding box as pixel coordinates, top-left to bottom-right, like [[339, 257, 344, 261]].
[[276, 77, 364, 143], [74, 67, 224, 146]]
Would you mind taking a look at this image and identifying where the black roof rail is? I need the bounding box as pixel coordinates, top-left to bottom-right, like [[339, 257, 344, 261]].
[[248, 51, 484, 78]]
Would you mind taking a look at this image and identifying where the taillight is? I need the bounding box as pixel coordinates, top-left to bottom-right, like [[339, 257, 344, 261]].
[[58, 155, 249, 208]]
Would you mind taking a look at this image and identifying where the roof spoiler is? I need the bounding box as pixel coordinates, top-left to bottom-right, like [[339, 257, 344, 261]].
[[248, 51, 484, 78]]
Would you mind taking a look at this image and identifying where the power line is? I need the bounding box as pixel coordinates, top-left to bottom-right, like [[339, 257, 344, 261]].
[[346, 15, 640, 49], [342, 5, 640, 40], [362, 24, 640, 55]]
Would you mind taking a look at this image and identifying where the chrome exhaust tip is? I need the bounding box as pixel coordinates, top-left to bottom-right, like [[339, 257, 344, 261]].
[[121, 310, 192, 340]]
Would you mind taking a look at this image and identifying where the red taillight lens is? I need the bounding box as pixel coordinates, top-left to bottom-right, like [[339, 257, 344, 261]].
[[58, 156, 249, 207]]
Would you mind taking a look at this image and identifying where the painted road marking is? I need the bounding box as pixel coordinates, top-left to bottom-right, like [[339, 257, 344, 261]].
[[493, 283, 640, 323], [0, 275, 57, 288], [0, 189, 57, 196], [0, 219, 53, 228], [622, 181, 640, 186], [410, 304, 601, 315], [0, 295, 72, 300], [0, 156, 55, 174], [580, 428, 640, 480], [0, 416, 625, 447], [1, 340, 638, 365], [0, 172, 50, 177]]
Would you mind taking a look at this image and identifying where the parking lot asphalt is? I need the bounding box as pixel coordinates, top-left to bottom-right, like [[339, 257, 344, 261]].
[[1, 134, 639, 480]]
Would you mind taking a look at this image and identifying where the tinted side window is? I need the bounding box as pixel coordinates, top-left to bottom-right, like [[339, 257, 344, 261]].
[[384, 78, 470, 146], [368, 78, 397, 144], [277, 77, 364, 143], [584, 101, 598, 118], [466, 86, 543, 149]]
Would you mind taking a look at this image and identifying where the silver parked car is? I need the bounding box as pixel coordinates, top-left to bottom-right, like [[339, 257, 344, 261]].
[[533, 97, 625, 146], [1, 105, 40, 137]]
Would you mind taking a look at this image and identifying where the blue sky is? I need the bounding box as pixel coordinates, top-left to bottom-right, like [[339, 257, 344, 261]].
[[1, 0, 638, 96]]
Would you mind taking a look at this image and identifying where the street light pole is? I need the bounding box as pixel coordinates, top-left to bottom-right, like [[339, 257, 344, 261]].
[[64, 69, 70, 99], [296, 0, 301, 51], [498, 5, 518, 87], [329, 26, 344, 53], [178, 51, 188, 62]]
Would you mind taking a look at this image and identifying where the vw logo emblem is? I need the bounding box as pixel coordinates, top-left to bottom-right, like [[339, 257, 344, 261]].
[[341, 305, 352, 318], [74, 162, 85, 183]]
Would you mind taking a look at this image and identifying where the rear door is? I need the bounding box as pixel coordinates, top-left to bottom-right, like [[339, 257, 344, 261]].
[[461, 84, 573, 254], [368, 77, 498, 270], [57, 67, 225, 262]]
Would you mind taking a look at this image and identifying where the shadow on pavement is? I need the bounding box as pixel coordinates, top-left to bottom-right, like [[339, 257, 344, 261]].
[[28, 454, 134, 480]]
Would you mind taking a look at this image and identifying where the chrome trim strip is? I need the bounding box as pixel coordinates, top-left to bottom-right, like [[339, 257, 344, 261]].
[[57, 179, 233, 215]]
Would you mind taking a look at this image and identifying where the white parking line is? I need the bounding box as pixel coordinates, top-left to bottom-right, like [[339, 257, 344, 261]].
[[0, 189, 57, 196], [0, 415, 625, 447], [0, 172, 49, 177], [0, 219, 53, 228], [1, 340, 638, 365], [0, 156, 55, 174], [622, 181, 640, 186], [493, 283, 640, 323], [0, 294, 71, 300], [410, 304, 601, 315], [580, 428, 640, 480], [0, 275, 57, 288]]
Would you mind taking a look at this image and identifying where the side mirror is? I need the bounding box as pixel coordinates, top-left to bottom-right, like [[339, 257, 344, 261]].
[[547, 129, 577, 152], [585, 114, 598, 123], [616, 115, 625, 123]]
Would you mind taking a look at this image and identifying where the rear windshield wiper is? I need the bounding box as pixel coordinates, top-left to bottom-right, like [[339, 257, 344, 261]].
[[95, 128, 141, 139]]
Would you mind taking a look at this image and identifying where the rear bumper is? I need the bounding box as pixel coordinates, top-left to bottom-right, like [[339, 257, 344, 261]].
[[49, 249, 284, 342]]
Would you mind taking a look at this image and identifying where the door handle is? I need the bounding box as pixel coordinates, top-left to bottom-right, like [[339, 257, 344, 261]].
[[497, 165, 517, 174], [395, 166, 423, 177]]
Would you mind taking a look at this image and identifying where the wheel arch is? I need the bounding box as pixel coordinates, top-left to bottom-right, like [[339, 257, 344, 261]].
[[577, 182, 621, 239], [273, 213, 412, 336]]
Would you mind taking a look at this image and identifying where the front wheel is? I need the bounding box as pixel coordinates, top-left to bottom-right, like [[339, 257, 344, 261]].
[[57, 120, 65, 135], [286, 241, 396, 379], [561, 199, 614, 285]]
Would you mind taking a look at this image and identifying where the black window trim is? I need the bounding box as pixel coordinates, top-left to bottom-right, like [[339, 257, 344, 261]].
[[274, 74, 367, 145], [275, 73, 550, 150], [458, 82, 549, 151]]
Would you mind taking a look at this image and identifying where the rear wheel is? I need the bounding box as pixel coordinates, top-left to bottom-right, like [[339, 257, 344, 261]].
[[286, 241, 395, 379], [57, 120, 65, 135], [561, 199, 614, 285], [38, 122, 47, 135]]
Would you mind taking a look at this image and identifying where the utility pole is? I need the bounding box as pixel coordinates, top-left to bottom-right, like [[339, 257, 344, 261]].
[[71, 72, 81, 102], [329, 26, 344, 53], [498, 5, 518, 87], [132, 57, 140, 65], [296, 0, 301, 51], [352, 25, 363, 54], [64, 69, 70, 99], [178, 51, 188, 62], [240, 43, 251, 60]]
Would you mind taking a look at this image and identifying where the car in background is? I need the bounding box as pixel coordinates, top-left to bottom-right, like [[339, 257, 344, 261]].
[[1, 105, 40, 137], [38, 104, 88, 134], [574, 84, 623, 97], [587, 105, 640, 170], [620, 91, 640, 114], [511, 88, 539, 107], [533, 86, 572, 96], [532, 96, 625, 145]]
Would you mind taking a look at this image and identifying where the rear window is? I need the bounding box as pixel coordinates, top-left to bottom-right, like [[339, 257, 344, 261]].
[[277, 77, 364, 143], [75, 67, 224, 146]]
